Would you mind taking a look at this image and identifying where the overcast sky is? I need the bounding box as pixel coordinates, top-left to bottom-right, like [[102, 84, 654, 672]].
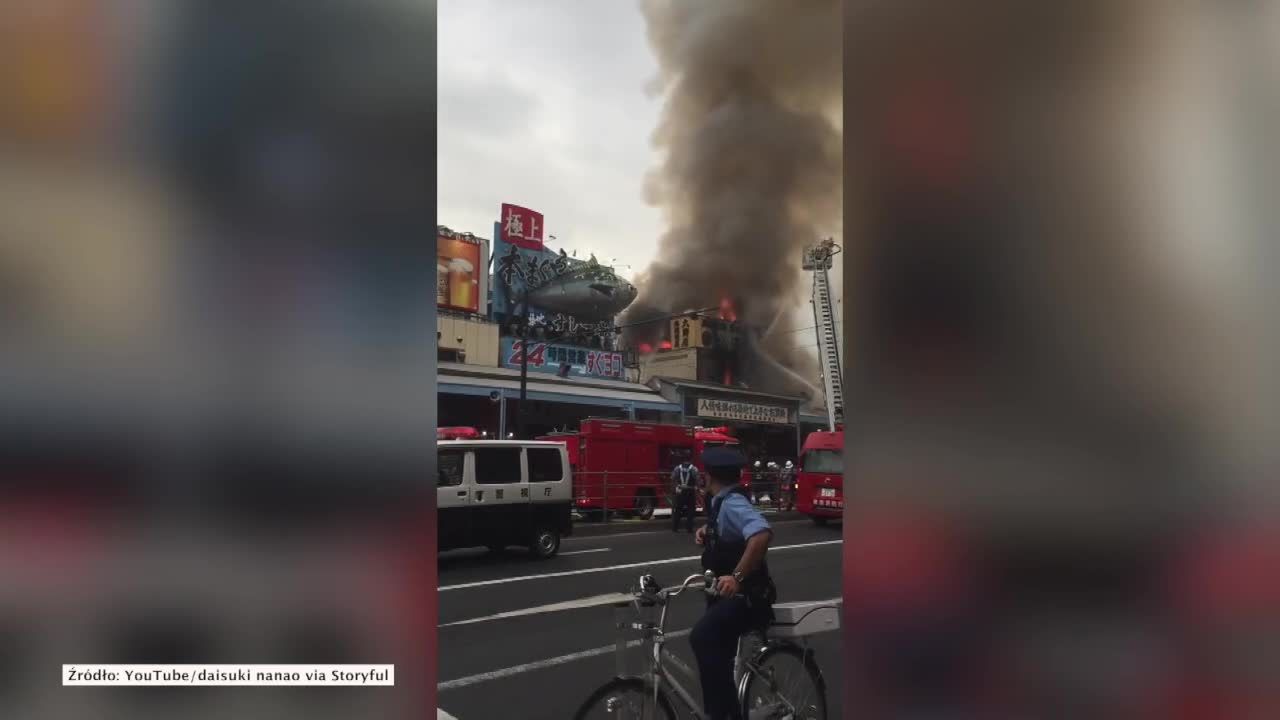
[[437, 1, 663, 278], [437, 1, 843, 360]]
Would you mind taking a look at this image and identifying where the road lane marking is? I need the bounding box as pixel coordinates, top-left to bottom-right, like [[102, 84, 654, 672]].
[[438, 597, 845, 690], [442, 589, 845, 628], [438, 710, 460, 719], [437, 629, 693, 691], [439, 592, 635, 627], [439, 539, 842, 592], [558, 548, 611, 556], [565, 518, 809, 542]]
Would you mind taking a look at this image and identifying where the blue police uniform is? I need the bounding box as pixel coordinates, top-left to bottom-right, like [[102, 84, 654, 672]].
[[671, 461, 699, 532], [690, 447, 775, 720], [709, 485, 772, 542]]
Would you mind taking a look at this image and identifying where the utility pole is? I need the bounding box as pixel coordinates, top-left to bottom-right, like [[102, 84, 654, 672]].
[[517, 293, 531, 439], [515, 293, 565, 439]]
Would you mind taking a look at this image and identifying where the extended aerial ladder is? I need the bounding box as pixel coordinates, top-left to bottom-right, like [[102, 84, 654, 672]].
[[803, 239, 843, 430]]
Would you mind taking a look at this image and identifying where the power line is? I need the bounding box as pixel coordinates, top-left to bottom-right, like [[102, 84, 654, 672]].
[[613, 306, 719, 331], [772, 324, 818, 336]]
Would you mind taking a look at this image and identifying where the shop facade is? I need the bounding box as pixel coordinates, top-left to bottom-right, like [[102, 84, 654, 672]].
[[438, 363, 681, 439], [645, 376, 818, 459], [435, 212, 833, 447]]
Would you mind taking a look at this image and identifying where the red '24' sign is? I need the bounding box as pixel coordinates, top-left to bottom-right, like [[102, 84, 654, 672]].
[[508, 340, 546, 367], [507, 341, 622, 378]]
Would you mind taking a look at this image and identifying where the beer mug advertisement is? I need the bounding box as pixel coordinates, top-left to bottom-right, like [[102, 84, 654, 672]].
[[437, 232, 485, 313], [696, 398, 790, 425]]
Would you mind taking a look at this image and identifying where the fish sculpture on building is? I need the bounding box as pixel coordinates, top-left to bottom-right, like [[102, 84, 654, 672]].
[[525, 264, 638, 322]]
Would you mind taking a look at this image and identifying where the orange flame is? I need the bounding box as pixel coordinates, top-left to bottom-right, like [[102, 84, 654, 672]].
[[718, 298, 737, 322]]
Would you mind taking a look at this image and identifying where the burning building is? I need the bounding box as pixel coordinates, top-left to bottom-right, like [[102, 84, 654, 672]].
[[634, 297, 831, 458], [637, 303, 750, 389], [619, 0, 842, 400]]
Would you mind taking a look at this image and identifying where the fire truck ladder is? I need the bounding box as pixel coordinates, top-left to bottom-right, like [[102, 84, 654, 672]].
[[806, 239, 844, 429]]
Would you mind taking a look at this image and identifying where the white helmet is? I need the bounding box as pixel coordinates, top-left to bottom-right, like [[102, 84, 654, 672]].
[[754, 461, 762, 468], [767, 462, 778, 468], [785, 460, 793, 469]]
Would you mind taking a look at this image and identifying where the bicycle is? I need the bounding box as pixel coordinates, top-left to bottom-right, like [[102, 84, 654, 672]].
[[574, 570, 836, 719]]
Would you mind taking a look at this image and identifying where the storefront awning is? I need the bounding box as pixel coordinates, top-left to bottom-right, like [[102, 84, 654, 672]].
[[645, 376, 809, 426], [438, 373, 682, 413]]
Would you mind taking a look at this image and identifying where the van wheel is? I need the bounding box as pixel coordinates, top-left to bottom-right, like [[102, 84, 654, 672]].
[[529, 528, 560, 559], [634, 492, 656, 520]]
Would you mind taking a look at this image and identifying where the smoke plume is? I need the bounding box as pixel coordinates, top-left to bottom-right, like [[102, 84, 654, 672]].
[[622, 0, 842, 399]]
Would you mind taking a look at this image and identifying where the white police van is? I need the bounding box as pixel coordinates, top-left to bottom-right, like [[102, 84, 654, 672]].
[[437, 440, 573, 559]]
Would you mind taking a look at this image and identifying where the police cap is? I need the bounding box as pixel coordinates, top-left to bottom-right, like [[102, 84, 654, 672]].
[[701, 446, 747, 471]]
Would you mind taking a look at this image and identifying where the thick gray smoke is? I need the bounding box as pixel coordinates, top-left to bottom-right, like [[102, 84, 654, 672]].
[[622, 0, 842, 398]]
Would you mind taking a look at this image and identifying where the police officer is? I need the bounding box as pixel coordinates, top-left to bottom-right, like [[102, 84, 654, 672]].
[[692, 447, 776, 719], [780, 460, 796, 511], [750, 460, 764, 504], [764, 461, 780, 507], [671, 458, 699, 532]]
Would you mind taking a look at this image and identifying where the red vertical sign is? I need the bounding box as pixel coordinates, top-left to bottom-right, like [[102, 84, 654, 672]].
[[500, 204, 544, 250]]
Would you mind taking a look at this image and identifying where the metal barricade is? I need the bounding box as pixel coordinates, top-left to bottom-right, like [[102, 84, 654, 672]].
[[570, 470, 708, 525]]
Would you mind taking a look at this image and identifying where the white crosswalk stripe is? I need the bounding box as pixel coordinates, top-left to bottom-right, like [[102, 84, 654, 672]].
[[438, 630, 693, 691]]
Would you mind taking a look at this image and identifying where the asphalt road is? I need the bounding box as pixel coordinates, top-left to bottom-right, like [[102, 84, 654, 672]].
[[437, 514, 844, 719]]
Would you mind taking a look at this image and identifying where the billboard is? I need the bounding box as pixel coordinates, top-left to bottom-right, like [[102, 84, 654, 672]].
[[436, 229, 488, 314], [501, 338, 625, 380], [694, 397, 791, 425], [499, 203, 544, 251], [491, 222, 636, 349]]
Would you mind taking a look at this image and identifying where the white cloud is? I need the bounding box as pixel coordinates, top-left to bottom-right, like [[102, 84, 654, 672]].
[[437, 0, 665, 276]]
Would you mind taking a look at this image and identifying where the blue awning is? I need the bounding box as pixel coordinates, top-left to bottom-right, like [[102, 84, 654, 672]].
[[438, 377, 681, 413]]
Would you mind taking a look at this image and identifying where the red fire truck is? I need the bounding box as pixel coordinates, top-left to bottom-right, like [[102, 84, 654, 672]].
[[692, 426, 742, 472], [538, 419, 742, 519], [694, 426, 750, 507], [795, 427, 843, 525]]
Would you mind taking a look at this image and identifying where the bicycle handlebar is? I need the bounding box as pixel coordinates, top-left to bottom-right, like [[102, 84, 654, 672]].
[[664, 572, 716, 598], [637, 571, 742, 602]]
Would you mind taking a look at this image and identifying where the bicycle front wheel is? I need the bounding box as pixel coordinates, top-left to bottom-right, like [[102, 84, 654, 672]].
[[573, 677, 677, 720], [740, 644, 828, 720]]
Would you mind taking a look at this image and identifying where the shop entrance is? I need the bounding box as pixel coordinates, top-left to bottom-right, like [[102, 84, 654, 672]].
[[711, 422, 800, 464]]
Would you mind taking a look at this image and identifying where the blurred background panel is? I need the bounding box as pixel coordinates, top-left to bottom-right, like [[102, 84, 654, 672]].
[[0, 1, 437, 718], [844, 1, 1278, 717]]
